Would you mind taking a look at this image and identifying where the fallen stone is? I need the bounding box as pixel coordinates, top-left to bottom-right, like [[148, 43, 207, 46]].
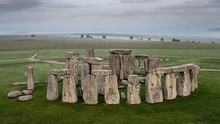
[[118, 85, 126, 89], [22, 90, 33, 95], [18, 95, 33, 101], [121, 92, 126, 99], [121, 80, 128, 86], [7, 91, 22, 98], [13, 82, 27, 86]]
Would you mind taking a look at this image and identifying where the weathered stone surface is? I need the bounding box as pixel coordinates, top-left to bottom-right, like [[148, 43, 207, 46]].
[[65, 52, 79, 59], [109, 49, 132, 55], [82, 75, 98, 104], [86, 48, 95, 57], [47, 74, 58, 101], [65, 53, 78, 85], [132, 58, 140, 74], [7, 91, 22, 98], [92, 70, 112, 76], [135, 54, 149, 59], [62, 75, 77, 103], [121, 80, 128, 86], [147, 58, 163, 73], [163, 73, 177, 100], [22, 90, 33, 95], [18, 95, 33, 101], [82, 57, 103, 65], [138, 77, 145, 84], [122, 54, 133, 80], [27, 66, 34, 90], [121, 92, 126, 99], [127, 75, 141, 104], [13, 82, 27, 86], [145, 73, 163, 103], [109, 54, 120, 79], [177, 70, 191, 97], [189, 68, 199, 92], [105, 75, 120, 104], [50, 69, 71, 76], [81, 63, 90, 88]]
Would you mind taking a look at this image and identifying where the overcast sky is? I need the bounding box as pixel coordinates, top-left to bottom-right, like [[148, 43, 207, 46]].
[[0, 0, 220, 37]]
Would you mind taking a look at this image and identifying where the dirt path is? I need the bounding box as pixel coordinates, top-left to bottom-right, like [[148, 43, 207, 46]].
[[26, 53, 220, 72]]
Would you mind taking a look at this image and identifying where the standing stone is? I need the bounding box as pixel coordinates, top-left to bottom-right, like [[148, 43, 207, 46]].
[[109, 54, 120, 79], [47, 74, 58, 101], [122, 54, 133, 80], [62, 75, 77, 103], [86, 48, 95, 57], [27, 66, 34, 90], [163, 73, 177, 100], [81, 63, 90, 89], [147, 58, 163, 73], [105, 75, 120, 104], [145, 73, 163, 103], [92, 62, 105, 95], [132, 58, 140, 74], [144, 59, 148, 74], [177, 70, 191, 97], [83, 75, 98, 104], [65, 52, 79, 85], [189, 68, 198, 92], [127, 75, 141, 104]]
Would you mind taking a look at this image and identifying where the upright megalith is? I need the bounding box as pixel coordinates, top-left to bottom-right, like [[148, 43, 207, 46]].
[[189, 68, 199, 92], [127, 75, 141, 104], [177, 70, 191, 97], [62, 75, 77, 103], [27, 66, 34, 90], [163, 73, 177, 100], [145, 73, 163, 104], [147, 58, 163, 73], [47, 73, 58, 101], [134, 54, 149, 75], [86, 48, 95, 57], [65, 52, 79, 85], [105, 75, 120, 104], [83, 75, 98, 104], [109, 49, 132, 80]]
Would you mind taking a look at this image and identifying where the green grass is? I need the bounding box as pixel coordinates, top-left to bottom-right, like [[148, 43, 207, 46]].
[[0, 36, 220, 123]]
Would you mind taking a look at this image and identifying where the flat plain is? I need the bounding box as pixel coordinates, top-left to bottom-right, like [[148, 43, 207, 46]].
[[0, 35, 220, 123]]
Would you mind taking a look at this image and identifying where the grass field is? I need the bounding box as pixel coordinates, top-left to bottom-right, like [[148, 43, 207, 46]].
[[0, 35, 220, 124]]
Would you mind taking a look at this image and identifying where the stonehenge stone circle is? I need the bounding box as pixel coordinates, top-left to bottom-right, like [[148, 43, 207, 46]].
[[127, 75, 141, 104], [27, 66, 34, 90]]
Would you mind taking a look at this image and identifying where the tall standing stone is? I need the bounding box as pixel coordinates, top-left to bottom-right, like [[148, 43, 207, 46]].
[[163, 73, 177, 100], [105, 75, 120, 104], [127, 75, 141, 104], [65, 52, 79, 85], [81, 63, 90, 89], [83, 75, 98, 104], [189, 68, 198, 92], [147, 58, 163, 73], [86, 48, 95, 57], [122, 54, 132, 80], [177, 70, 191, 97], [132, 58, 140, 74], [145, 73, 163, 103], [92, 64, 105, 95], [47, 74, 58, 101], [62, 75, 77, 103], [27, 66, 34, 90], [109, 54, 120, 79]]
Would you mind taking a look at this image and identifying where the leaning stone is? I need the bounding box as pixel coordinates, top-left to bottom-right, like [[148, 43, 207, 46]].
[[163, 73, 177, 100], [145, 73, 163, 103], [7, 91, 22, 98], [127, 75, 141, 104], [105, 75, 120, 104], [27, 66, 34, 90], [46, 74, 58, 101], [177, 70, 191, 97], [92, 70, 112, 76], [86, 48, 95, 57], [109, 54, 120, 79], [82, 75, 98, 104], [18, 95, 33, 101], [118, 85, 126, 89], [121, 80, 128, 86], [62, 75, 77, 103], [109, 49, 132, 55], [121, 92, 126, 99], [22, 90, 33, 95]]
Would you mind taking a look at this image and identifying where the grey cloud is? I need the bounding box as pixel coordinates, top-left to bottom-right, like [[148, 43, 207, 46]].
[[0, 0, 43, 12], [120, 0, 159, 3]]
